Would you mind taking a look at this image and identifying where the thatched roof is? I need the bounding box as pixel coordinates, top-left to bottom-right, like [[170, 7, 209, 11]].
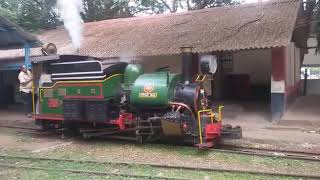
[[0, 0, 302, 59]]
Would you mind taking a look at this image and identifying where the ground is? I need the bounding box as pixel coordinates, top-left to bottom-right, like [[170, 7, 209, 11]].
[[217, 99, 320, 153], [0, 97, 319, 179]]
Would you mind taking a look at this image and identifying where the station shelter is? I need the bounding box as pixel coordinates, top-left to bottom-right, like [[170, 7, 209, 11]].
[[0, 0, 315, 123]]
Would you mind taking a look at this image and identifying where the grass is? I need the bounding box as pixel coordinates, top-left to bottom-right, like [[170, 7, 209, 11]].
[[0, 140, 318, 179], [0, 157, 291, 180], [2, 169, 282, 180]]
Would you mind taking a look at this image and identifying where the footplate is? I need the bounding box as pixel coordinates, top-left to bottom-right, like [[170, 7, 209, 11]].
[[221, 125, 242, 139]]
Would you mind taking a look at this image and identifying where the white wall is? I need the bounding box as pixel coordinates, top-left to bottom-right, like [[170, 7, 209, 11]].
[[231, 49, 271, 85], [303, 38, 319, 65], [140, 55, 181, 73]]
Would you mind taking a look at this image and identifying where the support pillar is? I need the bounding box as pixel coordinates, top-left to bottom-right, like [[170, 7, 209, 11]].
[[24, 43, 31, 68], [271, 47, 286, 121]]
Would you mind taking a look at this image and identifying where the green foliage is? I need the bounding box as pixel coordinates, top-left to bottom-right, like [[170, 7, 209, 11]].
[[0, 0, 59, 32], [0, 0, 18, 23], [0, 6, 17, 22], [132, 0, 239, 14], [0, 0, 238, 32], [82, 0, 133, 22]]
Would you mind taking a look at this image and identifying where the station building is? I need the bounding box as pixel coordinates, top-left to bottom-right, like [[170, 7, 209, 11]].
[[0, 16, 41, 109], [0, 0, 315, 122]]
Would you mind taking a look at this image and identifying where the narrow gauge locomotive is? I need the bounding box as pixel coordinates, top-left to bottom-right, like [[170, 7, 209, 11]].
[[33, 50, 241, 148]]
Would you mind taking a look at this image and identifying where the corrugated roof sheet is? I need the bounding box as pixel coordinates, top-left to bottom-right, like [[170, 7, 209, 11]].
[[0, 0, 300, 59]]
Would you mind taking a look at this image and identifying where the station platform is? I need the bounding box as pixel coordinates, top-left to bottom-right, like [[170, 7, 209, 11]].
[[220, 100, 319, 152], [280, 95, 320, 127]]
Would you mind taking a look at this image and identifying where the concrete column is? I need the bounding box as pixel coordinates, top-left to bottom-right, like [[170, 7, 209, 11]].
[[271, 47, 286, 121]]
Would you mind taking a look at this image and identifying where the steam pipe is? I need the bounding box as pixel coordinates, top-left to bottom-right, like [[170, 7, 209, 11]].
[[180, 47, 193, 84]]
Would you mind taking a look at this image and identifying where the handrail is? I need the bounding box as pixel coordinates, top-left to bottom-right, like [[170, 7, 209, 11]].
[[197, 109, 215, 145]]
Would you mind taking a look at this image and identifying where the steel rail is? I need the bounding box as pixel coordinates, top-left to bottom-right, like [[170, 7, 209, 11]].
[[0, 154, 320, 179], [212, 145, 320, 162], [1, 123, 319, 163], [0, 124, 39, 131], [0, 163, 186, 180], [220, 144, 320, 156], [0, 125, 64, 138]]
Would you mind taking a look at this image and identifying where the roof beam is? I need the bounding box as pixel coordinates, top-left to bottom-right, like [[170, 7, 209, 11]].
[[0, 27, 7, 31]]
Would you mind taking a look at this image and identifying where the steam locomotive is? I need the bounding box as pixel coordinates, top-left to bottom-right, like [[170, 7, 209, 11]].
[[32, 49, 241, 148]]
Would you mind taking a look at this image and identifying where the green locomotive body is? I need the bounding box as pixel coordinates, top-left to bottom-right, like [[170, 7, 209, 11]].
[[39, 74, 123, 116], [130, 72, 181, 108], [33, 54, 241, 148]]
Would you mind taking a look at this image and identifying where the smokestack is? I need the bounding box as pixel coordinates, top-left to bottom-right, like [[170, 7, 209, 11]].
[[180, 46, 193, 84], [55, 0, 84, 49]]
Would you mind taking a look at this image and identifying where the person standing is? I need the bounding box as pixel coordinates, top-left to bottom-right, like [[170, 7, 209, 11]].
[[18, 65, 33, 117]]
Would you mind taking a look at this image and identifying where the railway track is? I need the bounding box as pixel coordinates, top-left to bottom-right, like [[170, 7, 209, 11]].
[[0, 124, 64, 137], [0, 124, 39, 131], [0, 163, 186, 180], [1, 124, 319, 162], [0, 154, 319, 179], [213, 145, 320, 162]]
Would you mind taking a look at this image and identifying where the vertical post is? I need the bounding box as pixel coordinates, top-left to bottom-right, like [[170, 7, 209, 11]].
[[271, 47, 286, 121], [303, 68, 308, 96], [180, 47, 193, 84], [24, 43, 31, 68]]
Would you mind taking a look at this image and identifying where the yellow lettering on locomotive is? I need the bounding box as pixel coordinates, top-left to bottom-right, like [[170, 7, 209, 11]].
[[139, 93, 157, 98]]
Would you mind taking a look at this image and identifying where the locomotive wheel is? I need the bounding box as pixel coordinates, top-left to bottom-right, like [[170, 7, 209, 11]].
[[40, 121, 54, 131], [136, 135, 144, 144], [234, 126, 242, 139]]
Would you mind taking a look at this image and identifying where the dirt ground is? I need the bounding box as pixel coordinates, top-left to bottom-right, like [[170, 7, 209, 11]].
[[0, 107, 70, 152], [221, 101, 320, 153]]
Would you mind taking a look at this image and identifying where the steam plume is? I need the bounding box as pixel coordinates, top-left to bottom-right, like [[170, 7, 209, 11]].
[[55, 0, 84, 49]]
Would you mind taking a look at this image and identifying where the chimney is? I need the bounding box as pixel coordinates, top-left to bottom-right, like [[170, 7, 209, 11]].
[[180, 46, 193, 84]]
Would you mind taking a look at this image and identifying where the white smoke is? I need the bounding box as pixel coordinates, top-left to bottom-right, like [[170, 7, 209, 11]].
[[55, 0, 84, 49]]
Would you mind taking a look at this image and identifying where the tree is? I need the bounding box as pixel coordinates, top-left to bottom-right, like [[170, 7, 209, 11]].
[[0, 0, 60, 31], [131, 0, 239, 14], [0, 0, 19, 23], [82, 0, 133, 22], [0, 0, 238, 31]]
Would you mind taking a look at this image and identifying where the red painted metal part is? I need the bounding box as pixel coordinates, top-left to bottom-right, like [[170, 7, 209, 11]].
[[205, 122, 222, 141], [64, 96, 104, 99], [33, 115, 64, 121], [48, 98, 60, 108], [198, 122, 222, 148], [110, 113, 134, 130], [197, 122, 222, 149]]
